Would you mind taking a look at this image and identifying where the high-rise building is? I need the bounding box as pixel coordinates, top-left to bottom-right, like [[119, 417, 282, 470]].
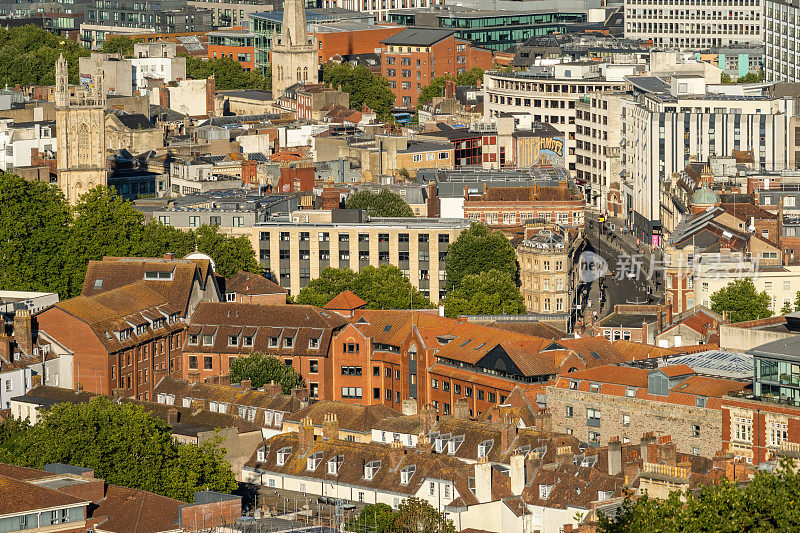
[[624, 0, 762, 50], [764, 0, 800, 82], [270, 0, 318, 96]]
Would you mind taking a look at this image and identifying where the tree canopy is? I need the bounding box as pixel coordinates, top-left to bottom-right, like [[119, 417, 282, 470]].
[[345, 503, 395, 533], [322, 63, 395, 121], [102, 35, 140, 57], [0, 397, 237, 501], [347, 499, 455, 533], [417, 67, 484, 108], [344, 189, 414, 217], [294, 265, 434, 310], [229, 353, 302, 393], [443, 269, 525, 318], [0, 174, 259, 299], [0, 25, 89, 86], [445, 223, 518, 289], [599, 461, 800, 532], [710, 278, 772, 323], [185, 55, 270, 90], [721, 70, 765, 84]]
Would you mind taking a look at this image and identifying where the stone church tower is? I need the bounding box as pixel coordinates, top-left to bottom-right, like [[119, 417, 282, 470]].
[[270, 0, 317, 97], [55, 54, 107, 205]]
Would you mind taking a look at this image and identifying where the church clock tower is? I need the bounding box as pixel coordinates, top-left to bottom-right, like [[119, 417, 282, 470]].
[[270, 0, 318, 97]]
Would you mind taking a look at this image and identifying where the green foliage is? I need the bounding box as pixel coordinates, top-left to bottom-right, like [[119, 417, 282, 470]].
[[346, 503, 396, 533], [322, 63, 395, 121], [599, 460, 800, 532], [0, 25, 89, 86], [0, 397, 237, 501], [721, 70, 765, 84], [393, 497, 456, 533], [0, 176, 259, 299], [344, 189, 414, 217], [443, 268, 525, 318], [228, 353, 301, 393], [445, 223, 518, 289], [710, 278, 772, 323], [417, 67, 484, 108], [102, 36, 140, 57], [186, 55, 270, 90], [721, 72, 733, 83], [295, 265, 434, 310], [782, 300, 794, 315]]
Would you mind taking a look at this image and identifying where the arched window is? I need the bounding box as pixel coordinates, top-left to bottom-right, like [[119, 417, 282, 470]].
[[296, 67, 301, 81], [303, 67, 308, 81], [77, 123, 90, 164]]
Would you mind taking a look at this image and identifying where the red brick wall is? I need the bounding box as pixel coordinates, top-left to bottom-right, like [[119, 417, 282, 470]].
[[317, 26, 404, 64], [180, 498, 242, 530], [208, 44, 255, 70]]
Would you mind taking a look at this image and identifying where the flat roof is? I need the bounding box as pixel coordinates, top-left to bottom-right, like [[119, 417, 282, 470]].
[[381, 27, 457, 46]]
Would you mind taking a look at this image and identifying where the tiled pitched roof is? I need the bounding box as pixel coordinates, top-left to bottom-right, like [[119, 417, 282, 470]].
[[226, 271, 287, 296], [487, 321, 565, 339], [154, 377, 302, 415], [659, 364, 695, 378], [90, 484, 184, 533], [0, 473, 90, 515], [286, 401, 401, 433], [521, 464, 625, 510], [611, 340, 679, 360], [185, 302, 347, 355], [324, 290, 367, 311]]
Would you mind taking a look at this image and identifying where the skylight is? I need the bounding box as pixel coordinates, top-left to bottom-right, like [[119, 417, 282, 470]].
[[384, 324, 392, 332], [460, 339, 471, 347]]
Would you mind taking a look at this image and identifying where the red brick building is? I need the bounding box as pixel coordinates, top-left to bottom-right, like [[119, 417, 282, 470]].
[[380, 28, 494, 109], [316, 23, 404, 64], [462, 184, 586, 231], [208, 28, 256, 70]]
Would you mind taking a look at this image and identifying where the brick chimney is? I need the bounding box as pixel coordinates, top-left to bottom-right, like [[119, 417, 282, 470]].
[[265, 380, 283, 396], [416, 434, 431, 453], [322, 413, 339, 441], [659, 439, 677, 466], [453, 398, 469, 420], [608, 437, 622, 476], [500, 416, 517, 453], [640, 432, 657, 462], [298, 416, 315, 453], [420, 403, 437, 434], [534, 409, 552, 432], [292, 387, 309, 401], [241, 379, 252, 391], [163, 252, 175, 260], [13, 309, 33, 356], [389, 440, 405, 470], [0, 334, 11, 362], [166, 408, 179, 425]]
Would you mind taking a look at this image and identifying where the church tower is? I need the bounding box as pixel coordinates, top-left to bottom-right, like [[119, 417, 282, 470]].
[[55, 53, 107, 205], [270, 0, 317, 97]]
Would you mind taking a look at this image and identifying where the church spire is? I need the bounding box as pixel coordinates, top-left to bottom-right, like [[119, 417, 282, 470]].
[[280, 0, 309, 48], [55, 53, 69, 108]]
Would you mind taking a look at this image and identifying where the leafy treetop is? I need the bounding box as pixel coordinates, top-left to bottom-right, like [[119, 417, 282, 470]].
[[344, 189, 415, 217], [445, 223, 518, 289], [710, 278, 772, 323], [322, 63, 395, 121], [0, 25, 89, 86], [185, 55, 270, 91], [417, 67, 484, 108], [229, 353, 302, 393], [443, 268, 525, 318]]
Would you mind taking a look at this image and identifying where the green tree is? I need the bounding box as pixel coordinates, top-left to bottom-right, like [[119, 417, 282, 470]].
[[195, 225, 259, 278], [228, 353, 301, 392], [345, 189, 414, 217], [0, 25, 89, 86], [445, 223, 518, 289], [738, 71, 765, 83], [295, 265, 433, 310], [443, 269, 524, 318], [102, 35, 139, 57], [185, 55, 270, 90], [417, 67, 484, 108], [599, 460, 800, 532], [0, 397, 237, 501], [782, 300, 794, 315], [346, 503, 396, 533], [393, 497, 456, 533], [322, 63, 395, 121], [0, 173, 72, 297], [721, 72, 733, 83], [710, 278, 772, 323]]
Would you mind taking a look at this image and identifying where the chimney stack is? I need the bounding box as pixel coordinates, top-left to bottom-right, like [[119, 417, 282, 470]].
[[640, 432, 657, 462], [322, 413, 339, 441], [389, 440, 405, 470], [166, 408, 179, 425], [0, 334, 11, 362], [608, 437, 622, 476], [453, 398, 470, 420], [510, 452, 525, 496], [416, 434, 431, 453], [13, 309, 33, 356], [474, 457, 493, 503], [298, 416, 315, 453], [292, 387, 309, 401], [163, 252, 175, 260], [265, 380, 283, 396], [500, 416, 517, 453], [241, 379, 252, 391], [420, 403, 437, 434]]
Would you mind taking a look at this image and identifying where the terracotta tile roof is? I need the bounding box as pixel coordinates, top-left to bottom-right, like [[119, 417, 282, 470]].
[[553, 365, 650, 389], [324, 290, 367, 311], [226, 271, 287, 296], [521, 464, 626, 510], [0, 463, 53, 481], [0, 472, 90, 515], [286, 401, 401, 433], [185, 302, 347, 356], [246, 433, 478, 506], [612, 340, 679, 361], [669, 375, 748, 397], [81, 256, 215, 317], [90, 484, 184, 532], [487, 321, 565, 339]]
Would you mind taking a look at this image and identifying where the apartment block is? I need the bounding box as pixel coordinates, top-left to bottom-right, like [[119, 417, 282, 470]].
[[624, 0, 762, 50], [249, 211, 470, 302], [765, 0, 800, 82]]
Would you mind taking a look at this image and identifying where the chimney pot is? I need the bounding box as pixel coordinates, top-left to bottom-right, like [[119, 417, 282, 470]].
[[13, 309, 33, 356], [241, 379, 252, 391]]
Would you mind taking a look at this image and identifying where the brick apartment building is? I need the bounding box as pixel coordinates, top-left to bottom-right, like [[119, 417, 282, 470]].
[[380, 28, 494, 109], [315, 23, 404, 64], [547, 363, 748, 457]]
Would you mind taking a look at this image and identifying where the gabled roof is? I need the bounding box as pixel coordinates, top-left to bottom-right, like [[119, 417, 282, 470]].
[[0, 472, 90, 516], [286, 400, 401, 433], [89, 484, 184, 533], [226, 271, 287, 296], [324, 290, 367, 311]]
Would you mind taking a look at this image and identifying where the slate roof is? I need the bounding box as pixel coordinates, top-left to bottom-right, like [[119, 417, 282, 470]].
[[113, 113, 154, 130], [380, 27, 457, 47]]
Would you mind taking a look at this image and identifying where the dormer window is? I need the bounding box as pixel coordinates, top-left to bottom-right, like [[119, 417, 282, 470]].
[[448, 435, 464, 455], [569, 380, 579, 390], [243, 336, 253, 347], [400, 465, 416, 485], [189, 334, 199, 345], [590, 383, 600, 393], [328, 455, 343, 475], [276, 447, 292, 466], [307, 451, 323, 471], [284, 336, 295, 348], [364, 460, 381, 480], [539, 484, 553, 499], [477, 439, 493, 458], [256, 445, 269, 462], [598, 490, 614, 501], [144, 270, 173, 281], [269, 337, 280, 348], [202, 334, 214, 346], [228, 335, 239, 347], [308, 336, 320, 349]]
